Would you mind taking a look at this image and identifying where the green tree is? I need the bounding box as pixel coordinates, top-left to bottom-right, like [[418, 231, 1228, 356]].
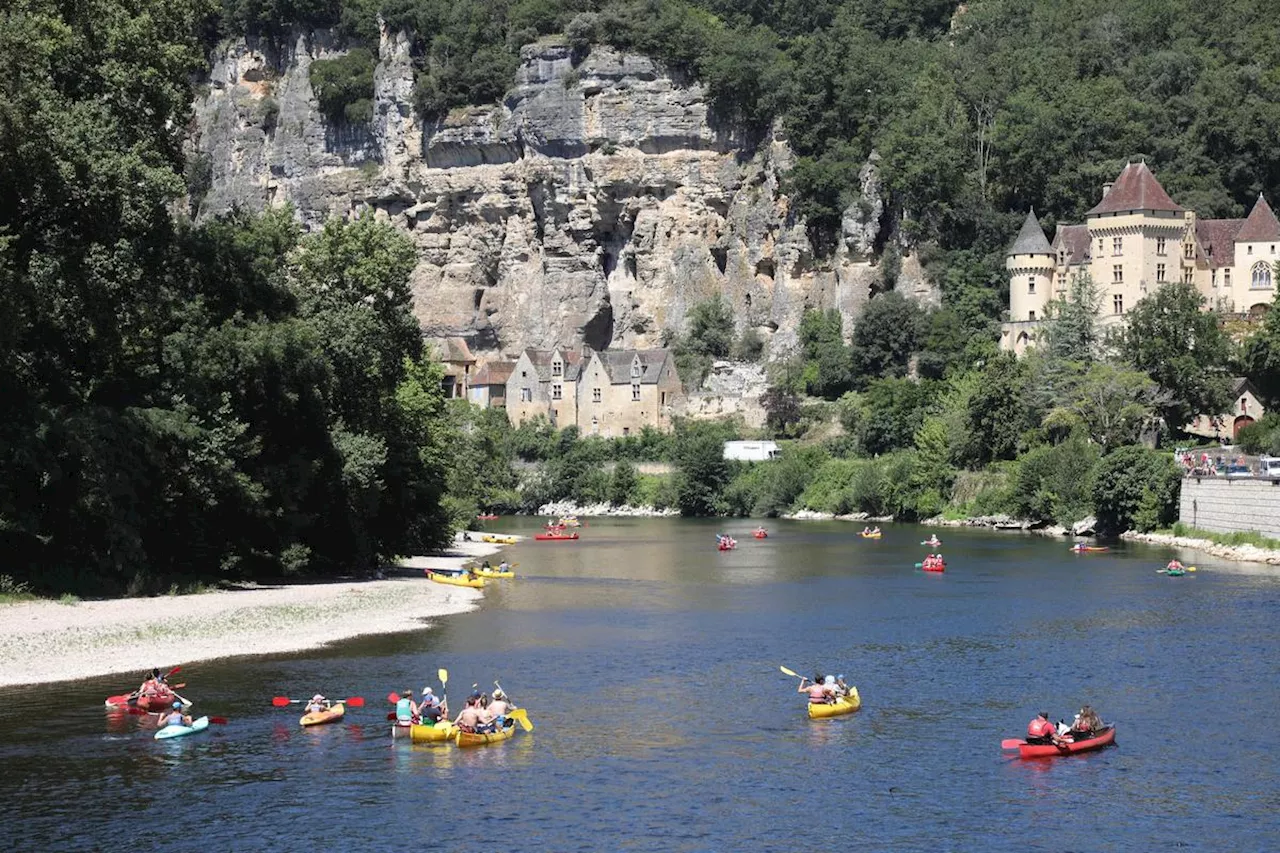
[[1119, 282, 1232, 432], [850, 291, 925, 384], [610, 460, 639, 506], [1040, 270, 1103, 363], [799, 308, 853, 398], [961, 354, 1035, 467], [858, 377, 933, 455], [1092, 445, 1182, 534], [671, 420, 734, 516]]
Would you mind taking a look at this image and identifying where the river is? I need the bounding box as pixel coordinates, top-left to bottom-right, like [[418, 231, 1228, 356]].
[[2, 519, 1278, 851]]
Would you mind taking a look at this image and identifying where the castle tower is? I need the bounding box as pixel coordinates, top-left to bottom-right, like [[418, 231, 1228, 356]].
[[1003, 209, 1056, 352]]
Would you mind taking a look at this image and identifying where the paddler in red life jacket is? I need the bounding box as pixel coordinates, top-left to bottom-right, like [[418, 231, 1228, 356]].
[[1167, 559, 1184, 571], [799, 673, 833, 704], [1026, 711, 1066, 745]]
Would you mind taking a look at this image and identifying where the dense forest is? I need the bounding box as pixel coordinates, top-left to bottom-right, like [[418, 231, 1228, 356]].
[[1, 0, 454, 594], [5, 0, 1280, 593]]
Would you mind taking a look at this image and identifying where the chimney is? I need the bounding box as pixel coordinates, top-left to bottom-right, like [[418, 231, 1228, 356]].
[[1101, 182, 1114, 201]]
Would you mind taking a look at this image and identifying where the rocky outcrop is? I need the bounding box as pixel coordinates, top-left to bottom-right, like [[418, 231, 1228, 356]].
[[678, 362, 769, 427], [191, 31, 938, 360]]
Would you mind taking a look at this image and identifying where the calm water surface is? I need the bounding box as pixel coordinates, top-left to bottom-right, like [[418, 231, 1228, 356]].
[[3, 520, 1279, 851]]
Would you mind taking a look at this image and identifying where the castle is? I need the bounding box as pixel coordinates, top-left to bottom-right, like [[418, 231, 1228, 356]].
[[1002, 161, 1280, 353]]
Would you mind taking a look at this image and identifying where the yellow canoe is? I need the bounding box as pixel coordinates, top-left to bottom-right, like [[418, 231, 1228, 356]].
[[300, 702, 345, 727], [808, 688, 862, 719], [428, 572, 486, 589], [475, 567, 514, 579], [410, 721, 457, 743], [455, 721, 516, 748], [481, 534, 517, 544], [859, 532, 882, 539]]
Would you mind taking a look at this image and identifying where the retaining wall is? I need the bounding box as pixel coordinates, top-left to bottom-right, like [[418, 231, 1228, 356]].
[[1179, 477, 1280, 539]]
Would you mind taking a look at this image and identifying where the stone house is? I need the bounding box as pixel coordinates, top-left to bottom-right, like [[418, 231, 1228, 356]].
[[505, 347, 585, 429], [1002, 161, 1280, 353], [428, 337, 476, 398], [503, 347, 681, 434], [578, 349, 682, 437], [469, 361, 515, 409], [1185, 378, 1266, 441]]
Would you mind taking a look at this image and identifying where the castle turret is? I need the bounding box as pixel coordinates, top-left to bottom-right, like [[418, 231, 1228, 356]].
[[1006, 209, 1056, 326]]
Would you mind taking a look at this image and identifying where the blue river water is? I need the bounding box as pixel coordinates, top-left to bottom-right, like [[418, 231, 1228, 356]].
[[2, 519, 1278, 851]]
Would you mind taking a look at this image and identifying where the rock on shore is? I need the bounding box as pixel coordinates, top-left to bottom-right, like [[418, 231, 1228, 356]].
[[1121, 531, 1280, 565]]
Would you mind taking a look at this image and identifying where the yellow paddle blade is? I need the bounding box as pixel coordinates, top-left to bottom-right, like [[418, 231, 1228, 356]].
[[779, 665, 800, 678], [438, 668, 448, 686], [509, 708, 534, 732], [1188, 566, 1197, 572]]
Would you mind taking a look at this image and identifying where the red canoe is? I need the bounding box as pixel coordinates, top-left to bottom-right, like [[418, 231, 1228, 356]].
[[1015, 726, 1116, 759], [921, 564, 945, 573], [535, 532, 579, 541], [476, 514, 498, 520], [753, 531, 768, 539], [105, 690, 180, 711]]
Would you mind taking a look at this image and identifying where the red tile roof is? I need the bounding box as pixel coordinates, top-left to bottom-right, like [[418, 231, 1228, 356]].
[[472, 361, 515, 386], [1194, 218, 1245, 269], [1086, 162, 1184, 216], [1052, 224, 1091, 266], [1235, 195, 1280, 242]]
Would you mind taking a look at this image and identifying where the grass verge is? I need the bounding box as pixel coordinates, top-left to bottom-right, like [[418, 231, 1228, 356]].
[[1163, 522, 1280, 551]]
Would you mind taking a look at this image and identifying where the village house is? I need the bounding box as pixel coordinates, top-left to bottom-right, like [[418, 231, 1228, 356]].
[[503, 346, 681, 435], [578, 349, 682, 437], [1002, 161, 1280, 354], [468, 360, 514, 409], [504, 347, 585, 429], [1184, 378, 1266, 441], [428, 337, 476, 398]]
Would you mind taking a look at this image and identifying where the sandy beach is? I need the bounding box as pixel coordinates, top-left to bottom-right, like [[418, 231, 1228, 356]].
[[0, 535, 515, 688]]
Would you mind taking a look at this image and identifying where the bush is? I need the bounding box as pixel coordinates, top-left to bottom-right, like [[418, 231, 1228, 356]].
[[1236, 413, 1280, 455], [311, 48, 376, 125], [1009, 435, 1100, 525], [1092, 446, 1182, 534]]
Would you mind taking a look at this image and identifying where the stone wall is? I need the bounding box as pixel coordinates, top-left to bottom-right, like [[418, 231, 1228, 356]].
[[1179, 478, 1280, 539], [191, 31, 939, 363]]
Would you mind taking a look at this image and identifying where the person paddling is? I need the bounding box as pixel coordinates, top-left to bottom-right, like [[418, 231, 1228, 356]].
[[158, 701, 192, 728], [1026, 711, 1067, 746], [799, 673, 832, 705], [304, 694, 329, 715], [395, 689, 418, 725]]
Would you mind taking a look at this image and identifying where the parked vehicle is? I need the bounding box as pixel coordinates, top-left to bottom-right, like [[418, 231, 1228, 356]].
[[1225, 463, 1252, 479], [1259, 456, 1280, 480]]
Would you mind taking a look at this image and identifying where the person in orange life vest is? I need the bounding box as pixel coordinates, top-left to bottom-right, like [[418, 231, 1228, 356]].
[[799, 672, 832, 704], [1026, 711, 1066, 745]]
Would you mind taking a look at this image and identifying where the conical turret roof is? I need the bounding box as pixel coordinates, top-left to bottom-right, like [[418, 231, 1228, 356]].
[[1235, 194, 1280, 242], [1009, 209, 1053, 256]]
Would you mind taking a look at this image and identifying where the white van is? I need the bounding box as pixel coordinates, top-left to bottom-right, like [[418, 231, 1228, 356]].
[[1260, 456, 1280, 480]]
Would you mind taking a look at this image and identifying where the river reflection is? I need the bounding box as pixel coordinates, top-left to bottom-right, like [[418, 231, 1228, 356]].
[[2, 519, 1279, 850]]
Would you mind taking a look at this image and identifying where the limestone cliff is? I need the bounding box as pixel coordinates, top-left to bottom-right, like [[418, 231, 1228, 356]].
[[190, 28, 933, 360]]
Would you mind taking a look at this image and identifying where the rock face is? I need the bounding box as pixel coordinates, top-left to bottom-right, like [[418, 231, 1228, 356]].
[[191, 31, 936, 359]]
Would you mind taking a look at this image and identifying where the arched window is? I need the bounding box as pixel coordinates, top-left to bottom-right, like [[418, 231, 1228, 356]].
[[1252, 262, 1273, 290]]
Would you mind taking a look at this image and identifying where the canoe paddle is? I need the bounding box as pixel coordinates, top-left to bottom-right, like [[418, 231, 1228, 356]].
[[508, 707, 534, 732], [1000, 738, 1024, 750], [780, 665, 804, 681], [272, 696, 364, 707]]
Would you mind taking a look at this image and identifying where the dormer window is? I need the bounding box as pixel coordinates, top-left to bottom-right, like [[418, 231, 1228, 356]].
[[552, 359, 563, 377], [1184, 242, 1195, 260], [631, 360, 641, 378]]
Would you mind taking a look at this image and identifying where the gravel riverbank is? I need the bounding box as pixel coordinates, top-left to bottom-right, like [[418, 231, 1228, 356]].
[[0, 538, 511, 688]]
